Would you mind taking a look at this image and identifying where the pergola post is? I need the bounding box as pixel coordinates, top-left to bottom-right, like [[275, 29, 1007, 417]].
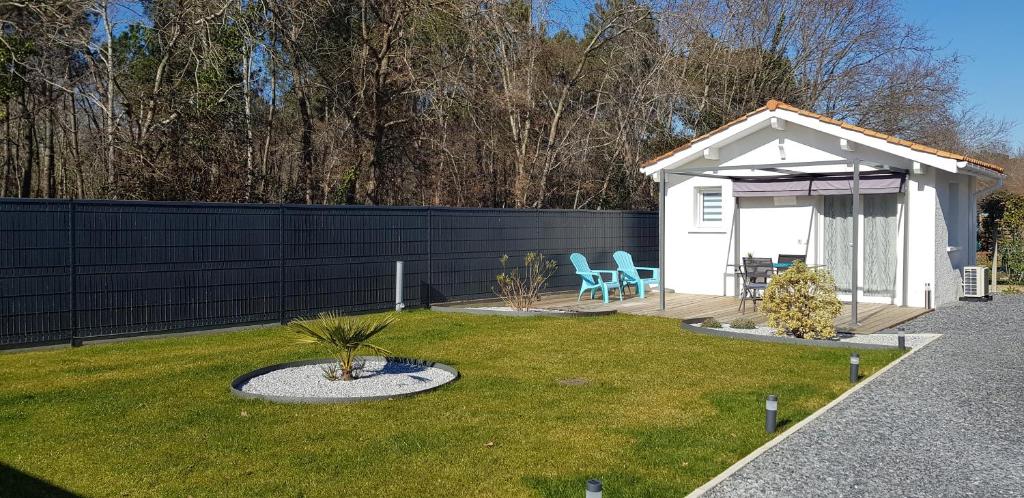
[[851, 161, 860, 325], [659, 169, 667, 311]]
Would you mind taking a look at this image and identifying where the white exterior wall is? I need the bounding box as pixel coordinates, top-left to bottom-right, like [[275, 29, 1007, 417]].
[[663, 174, 736, 295], [736, 197, 817, 261], [904, 169, 936, 308]]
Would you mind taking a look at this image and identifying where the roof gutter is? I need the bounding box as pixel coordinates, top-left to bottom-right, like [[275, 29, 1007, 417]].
[[958, 161, 1005, 197]]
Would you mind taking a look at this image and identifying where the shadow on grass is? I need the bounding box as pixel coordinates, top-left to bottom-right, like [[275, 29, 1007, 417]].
[[0, 462, 80, 497], [774, 418, 793, 431]]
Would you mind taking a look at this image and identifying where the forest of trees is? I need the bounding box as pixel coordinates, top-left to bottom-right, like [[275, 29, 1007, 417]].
[[1, 0, 1018, 209]]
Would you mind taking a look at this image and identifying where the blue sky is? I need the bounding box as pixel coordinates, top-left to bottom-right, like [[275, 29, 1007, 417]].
[[901, 0, 1023, 149], [550, 0, 1023, 149]]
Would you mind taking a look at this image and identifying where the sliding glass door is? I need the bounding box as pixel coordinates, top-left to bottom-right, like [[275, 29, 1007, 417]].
[[822, 194, 899, 298], [863, 194, 898, 296], [823, 195, 853, 293]]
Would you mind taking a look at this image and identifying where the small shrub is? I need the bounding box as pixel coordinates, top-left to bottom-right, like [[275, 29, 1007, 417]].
[[1003, 285, 1022, 294], [288, 312, 396, 381], [730, 318, 757, 329], [700, 317, 722, 328], [762, 261, 842, 339], [494, 252, 558, 311]]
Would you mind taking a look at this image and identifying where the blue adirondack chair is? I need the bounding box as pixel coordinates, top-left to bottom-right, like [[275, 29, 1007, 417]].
[[570, 253, 622, 304], [613, 250, 660, 299]]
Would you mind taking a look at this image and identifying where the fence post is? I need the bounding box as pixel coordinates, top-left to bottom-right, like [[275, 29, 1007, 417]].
[[395, 261, 405, 311], [278, 204, 286, 324], [426, 207, 432, 306], [68, 200, 80, 347]]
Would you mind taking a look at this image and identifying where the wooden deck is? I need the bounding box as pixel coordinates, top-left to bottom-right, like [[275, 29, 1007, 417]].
[[529, 290, 930, 334]]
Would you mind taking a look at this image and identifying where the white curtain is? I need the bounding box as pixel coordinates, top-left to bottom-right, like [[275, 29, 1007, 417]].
[[823, 195, 853, 293], [864, 194, 898, 296]]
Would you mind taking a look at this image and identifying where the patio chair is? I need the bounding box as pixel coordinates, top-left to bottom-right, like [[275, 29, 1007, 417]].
[[570, 253, 622, 304], [739, 257, 774, 313], [613, 250, 660, 299], [776, 254, 807, 271]]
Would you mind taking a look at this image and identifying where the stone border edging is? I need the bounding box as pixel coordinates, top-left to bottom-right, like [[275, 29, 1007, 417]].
[[430, 302, 616, 317], [681, 322, 898, 350], [685, 333, 939, 497], [229, 356, 459, 404]]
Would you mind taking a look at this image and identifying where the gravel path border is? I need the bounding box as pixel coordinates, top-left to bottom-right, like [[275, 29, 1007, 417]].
[[703, 323, 940, 350], [680, 322, 901, 350], [230, 356, 459, 404]]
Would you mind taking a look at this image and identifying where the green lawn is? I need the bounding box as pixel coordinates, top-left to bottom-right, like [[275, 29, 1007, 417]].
[[0, 311, 900, 497]]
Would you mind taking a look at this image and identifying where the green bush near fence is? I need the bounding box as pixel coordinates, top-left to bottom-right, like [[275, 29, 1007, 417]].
[[0, 311, 899, 496]]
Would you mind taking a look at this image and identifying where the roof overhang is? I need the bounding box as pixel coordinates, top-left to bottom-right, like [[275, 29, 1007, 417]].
[[641, 101, 1006, 184]]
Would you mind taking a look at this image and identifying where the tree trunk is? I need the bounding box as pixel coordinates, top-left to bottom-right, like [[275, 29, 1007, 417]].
[[69, 89, 84, 198], [19, 91, 35, 198], [2, 100, 10, 197], [297, 86, 314, 204], [46, 103, 57, 198], [259, 20, 277, 201], [102, 1, 117, 194], [242, 23, 255, 201]]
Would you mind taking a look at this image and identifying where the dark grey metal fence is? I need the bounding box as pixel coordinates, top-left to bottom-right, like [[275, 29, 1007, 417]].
[[0, 199, 656, 348]]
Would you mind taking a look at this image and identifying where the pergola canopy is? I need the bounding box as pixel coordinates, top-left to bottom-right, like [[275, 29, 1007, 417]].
[[732, 172, 906, 197]]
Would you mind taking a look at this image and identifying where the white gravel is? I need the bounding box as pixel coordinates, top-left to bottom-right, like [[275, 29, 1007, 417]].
[[716, 323, 940, 349], [239, 358, 457, 400]]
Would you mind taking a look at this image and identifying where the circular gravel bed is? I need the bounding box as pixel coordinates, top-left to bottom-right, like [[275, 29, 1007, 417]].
[[231, 356, 458, 404]]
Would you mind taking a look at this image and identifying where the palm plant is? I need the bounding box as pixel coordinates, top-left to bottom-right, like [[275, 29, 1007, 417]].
[[287, 312, 396, 381]]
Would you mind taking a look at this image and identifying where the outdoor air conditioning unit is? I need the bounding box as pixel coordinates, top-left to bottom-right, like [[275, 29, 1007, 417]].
[[961, 266, 992, 301]]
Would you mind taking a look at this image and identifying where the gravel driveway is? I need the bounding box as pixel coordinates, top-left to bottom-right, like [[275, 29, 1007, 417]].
[[703, 295, 1024, 497]]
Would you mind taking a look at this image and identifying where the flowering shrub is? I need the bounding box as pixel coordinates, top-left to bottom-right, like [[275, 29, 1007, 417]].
[[762, 261, 842, 339]]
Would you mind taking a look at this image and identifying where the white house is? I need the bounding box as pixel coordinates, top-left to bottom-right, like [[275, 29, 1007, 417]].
[[642, 100, 1005, 311]]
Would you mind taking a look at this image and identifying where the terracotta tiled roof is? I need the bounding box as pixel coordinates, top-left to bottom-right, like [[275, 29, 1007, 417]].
[[642, 99, 1006, 175]]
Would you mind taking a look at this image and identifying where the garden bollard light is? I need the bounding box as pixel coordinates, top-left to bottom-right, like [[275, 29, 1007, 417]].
[[395, 261, 405, 312], [765, 395, 778, 433], [850, 353, 860, 383], [897, 330, 906, 351], [585, 479, 602, 498]]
